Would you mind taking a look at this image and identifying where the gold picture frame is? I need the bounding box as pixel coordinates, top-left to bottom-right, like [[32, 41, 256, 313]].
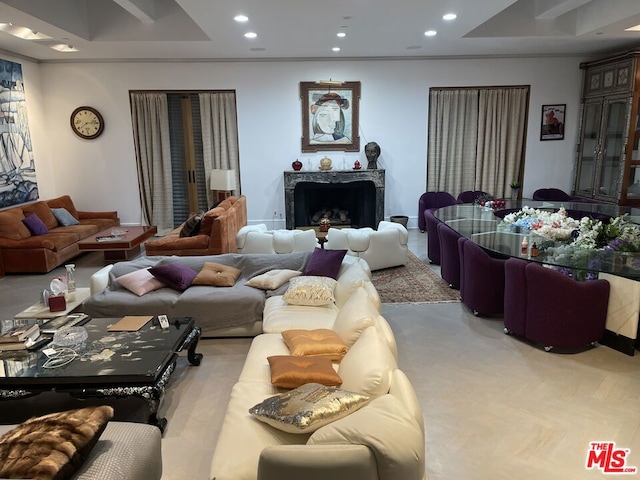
[[300, 81, 361, 152]]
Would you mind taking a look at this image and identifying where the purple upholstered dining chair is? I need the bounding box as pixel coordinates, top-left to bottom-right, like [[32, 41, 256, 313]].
[[417, 191, 458, 232], [522, 262, 610, 350], [458, 239, 506, 316], [456, 190, 489, 204], [437, 222, 463, 289], [532, 188, 574, 202], [503, 258, 528, 337], [424, 209, 443, 264]]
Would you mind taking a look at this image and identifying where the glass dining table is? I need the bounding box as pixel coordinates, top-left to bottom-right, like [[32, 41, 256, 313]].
[[434, 200, 640, 280]]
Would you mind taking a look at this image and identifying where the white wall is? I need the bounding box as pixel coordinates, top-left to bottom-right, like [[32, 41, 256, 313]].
[[13, 55, 585, 228]]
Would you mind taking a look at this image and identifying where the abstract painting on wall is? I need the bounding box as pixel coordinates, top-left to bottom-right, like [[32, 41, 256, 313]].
[[0, 59, 38, 208]]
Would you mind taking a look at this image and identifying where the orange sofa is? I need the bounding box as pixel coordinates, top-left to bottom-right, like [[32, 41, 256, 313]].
[[144, 195, 247, 256], [0, 195, 119, 273]]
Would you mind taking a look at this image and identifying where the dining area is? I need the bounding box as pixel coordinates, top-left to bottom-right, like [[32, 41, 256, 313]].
[[425, 197, 640, 356]]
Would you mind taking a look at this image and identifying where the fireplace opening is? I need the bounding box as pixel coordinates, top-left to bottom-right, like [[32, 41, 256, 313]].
[[284, 170, 384, 230], [294, 181, 376, 228]]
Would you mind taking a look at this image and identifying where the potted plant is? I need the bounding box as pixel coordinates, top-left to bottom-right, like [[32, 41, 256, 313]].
[[510, 181, 521, 200]]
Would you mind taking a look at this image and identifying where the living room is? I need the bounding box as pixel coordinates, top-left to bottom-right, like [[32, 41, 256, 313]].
[[1, 1, 640, 479]]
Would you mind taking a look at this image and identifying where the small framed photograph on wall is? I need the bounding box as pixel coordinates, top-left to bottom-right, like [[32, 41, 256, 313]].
[[540, 104, 565, 141]]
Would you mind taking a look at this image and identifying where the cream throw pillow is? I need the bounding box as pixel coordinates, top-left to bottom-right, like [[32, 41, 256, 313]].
[[332, 286, 379, 346], [283, 276, 337, 306], [246, 269, 302, 290], [338, 325, 397, 397]]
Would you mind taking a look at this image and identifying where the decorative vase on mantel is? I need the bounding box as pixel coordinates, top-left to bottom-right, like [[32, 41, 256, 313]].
[[292, 159, 302, 171]]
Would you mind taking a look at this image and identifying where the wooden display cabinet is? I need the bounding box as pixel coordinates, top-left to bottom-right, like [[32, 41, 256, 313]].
[[573, 50, 640, 205]]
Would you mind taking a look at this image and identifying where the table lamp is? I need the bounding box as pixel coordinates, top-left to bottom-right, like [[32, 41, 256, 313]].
[[210, 169, 237, 202]]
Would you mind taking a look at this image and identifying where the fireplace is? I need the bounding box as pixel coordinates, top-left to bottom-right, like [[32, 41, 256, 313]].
[[284, 170, 385, 229]]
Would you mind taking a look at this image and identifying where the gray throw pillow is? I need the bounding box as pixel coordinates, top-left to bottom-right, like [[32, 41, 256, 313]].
[[51, 208, 79, 226], [179, 212, 204, 237]]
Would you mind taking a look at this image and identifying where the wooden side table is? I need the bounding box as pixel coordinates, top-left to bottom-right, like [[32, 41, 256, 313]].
[[14, 288, 91, 320]]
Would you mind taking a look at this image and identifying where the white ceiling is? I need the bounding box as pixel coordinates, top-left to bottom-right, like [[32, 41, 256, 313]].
[[0, 0, 639, 62]]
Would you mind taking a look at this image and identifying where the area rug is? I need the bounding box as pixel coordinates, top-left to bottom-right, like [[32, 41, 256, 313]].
[[371, 251, 461, 304]]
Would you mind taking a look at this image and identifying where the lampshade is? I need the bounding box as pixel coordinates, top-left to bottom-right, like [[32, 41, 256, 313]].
[[210, 169, 237, 191]]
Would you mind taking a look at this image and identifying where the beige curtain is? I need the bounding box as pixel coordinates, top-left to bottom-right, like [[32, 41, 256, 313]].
[[427, 86, 529, 197], [199, 92, 240, 205], [476, 87, 529, 198], [130, 92, 173, 235], [427, 89, 479, 193]]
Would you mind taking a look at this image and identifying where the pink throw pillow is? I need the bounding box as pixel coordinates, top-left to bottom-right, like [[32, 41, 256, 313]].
[[116, 268, 165, 296]]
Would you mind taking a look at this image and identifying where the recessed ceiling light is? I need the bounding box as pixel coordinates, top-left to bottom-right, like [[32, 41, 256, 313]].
[[244, 32, 257, 39], [0, 23, 51, 40], [50, 44, 78, 52], [332, 47, 341, 52], [337, 32, 346, 38], [234, 15, 248, 22], [443, 13, 457, 21], [424, 30, 437, 37], [625, 24, 640, 31]]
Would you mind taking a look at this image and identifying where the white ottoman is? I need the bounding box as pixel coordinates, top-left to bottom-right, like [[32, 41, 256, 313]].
[[324, 221, 408, 271], [237, 224, 320, 254]]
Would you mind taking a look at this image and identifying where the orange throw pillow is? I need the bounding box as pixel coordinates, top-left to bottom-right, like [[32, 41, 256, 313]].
[[282, 329, 349, 361], [267, 355, 342, 389], [192, 262, 242, 287]]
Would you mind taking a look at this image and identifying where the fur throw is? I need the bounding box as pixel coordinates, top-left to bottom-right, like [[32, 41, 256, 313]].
[[0, 405, 114, 480]]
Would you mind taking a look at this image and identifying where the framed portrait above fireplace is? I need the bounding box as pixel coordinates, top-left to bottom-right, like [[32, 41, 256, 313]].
[[300, 81, 361, 152]]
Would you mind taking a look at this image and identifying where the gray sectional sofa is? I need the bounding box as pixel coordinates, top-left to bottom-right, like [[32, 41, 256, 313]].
[[84, 252, 315, 337]]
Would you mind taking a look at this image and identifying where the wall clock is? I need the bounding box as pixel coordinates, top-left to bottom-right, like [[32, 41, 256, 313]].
[[70, 106, 104, 139]]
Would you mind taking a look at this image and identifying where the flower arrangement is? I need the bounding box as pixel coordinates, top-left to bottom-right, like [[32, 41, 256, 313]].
[[510, 181, 520, 189], [503, 206, 640, 280], [572, 215, 640, 252], [502, 206, 579, 241]]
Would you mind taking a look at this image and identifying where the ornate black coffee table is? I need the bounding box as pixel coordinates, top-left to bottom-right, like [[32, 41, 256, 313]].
[[0, 316, 202, 433]]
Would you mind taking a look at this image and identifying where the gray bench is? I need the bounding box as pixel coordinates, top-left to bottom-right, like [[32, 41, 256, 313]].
[[0, 421, 162, 479]]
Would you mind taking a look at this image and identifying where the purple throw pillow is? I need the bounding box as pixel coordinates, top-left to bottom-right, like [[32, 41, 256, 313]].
[[304, 248, 347, 279], [22, 213, 49, 236], [149, 263, 198, 292]]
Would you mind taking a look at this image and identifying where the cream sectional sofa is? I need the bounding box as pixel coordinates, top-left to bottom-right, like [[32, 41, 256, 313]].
[[209, 259, 426, 480]]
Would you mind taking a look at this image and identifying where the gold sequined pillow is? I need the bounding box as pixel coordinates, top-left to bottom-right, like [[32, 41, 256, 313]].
[[281, 329, 349, 361], [249, 383, 370, 434], [282, 276, 337, 306]]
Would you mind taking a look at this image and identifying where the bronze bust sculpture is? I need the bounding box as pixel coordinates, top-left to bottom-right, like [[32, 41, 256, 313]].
[[365, 142, 380, 169]]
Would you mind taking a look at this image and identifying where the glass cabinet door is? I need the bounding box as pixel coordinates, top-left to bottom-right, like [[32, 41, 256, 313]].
[[625, 97, 640, 199], [596, 97, 628, 200], [576, 100, 602, 196]]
